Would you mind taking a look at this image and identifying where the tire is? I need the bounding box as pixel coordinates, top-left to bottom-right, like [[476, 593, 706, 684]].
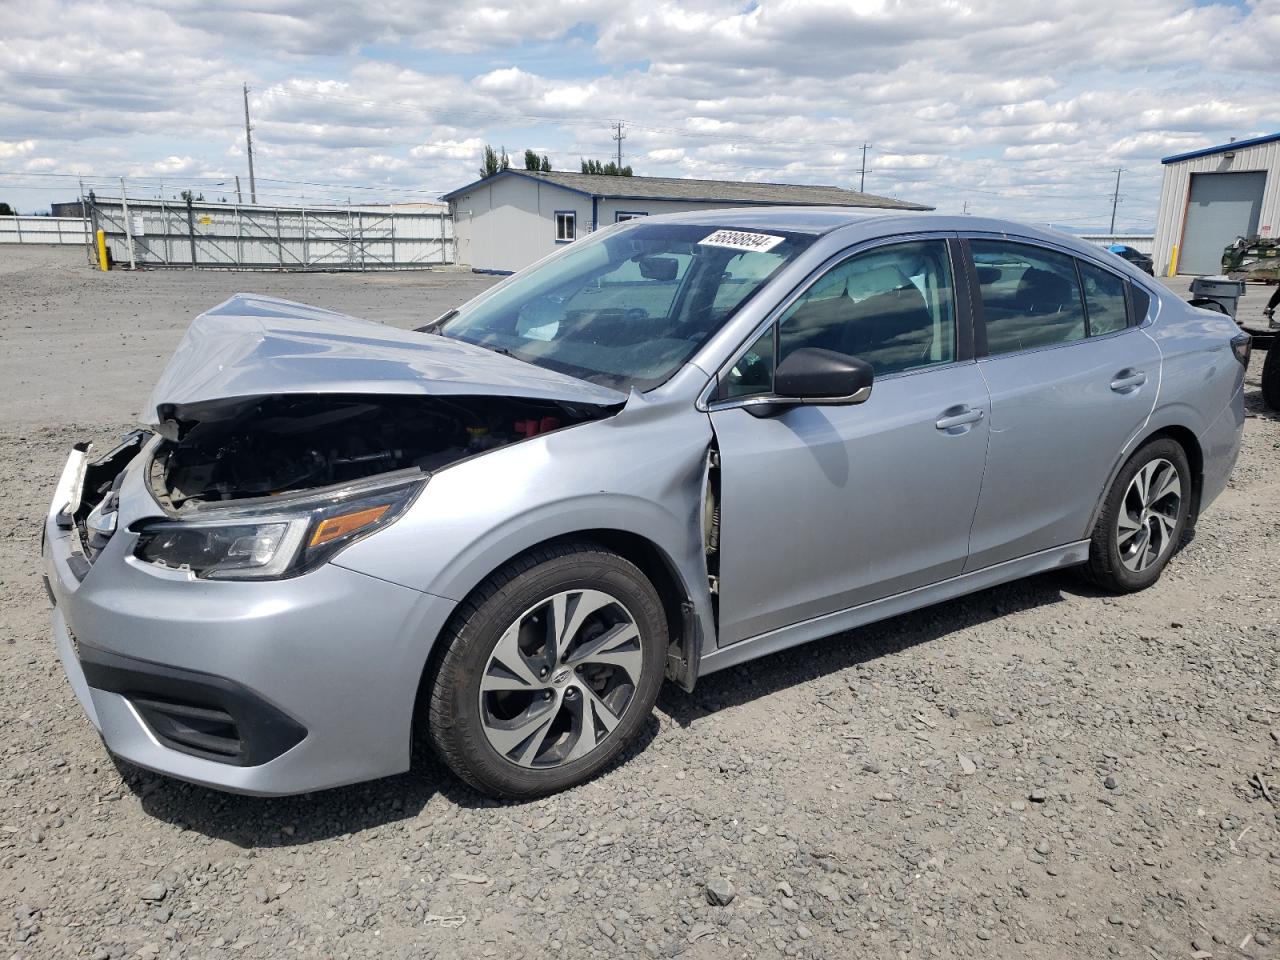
[[1082, 438, 1191, 593], [427, 542, 667, 799], [1262, 341, 1280, 411]]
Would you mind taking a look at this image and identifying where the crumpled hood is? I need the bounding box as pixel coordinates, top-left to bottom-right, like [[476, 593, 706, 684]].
[[145, 294, 626, 427]]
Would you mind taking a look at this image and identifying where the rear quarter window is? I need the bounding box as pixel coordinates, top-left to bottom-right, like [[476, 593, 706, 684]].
[[1078, 260, 1128, 336], [1128, 283, 1152, 325]]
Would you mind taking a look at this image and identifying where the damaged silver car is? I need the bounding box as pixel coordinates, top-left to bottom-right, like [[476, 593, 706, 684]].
[[43, 210, 1247, 798]]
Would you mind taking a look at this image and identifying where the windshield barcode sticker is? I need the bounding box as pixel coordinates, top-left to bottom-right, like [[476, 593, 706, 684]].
[[698, 229, 785, 253]]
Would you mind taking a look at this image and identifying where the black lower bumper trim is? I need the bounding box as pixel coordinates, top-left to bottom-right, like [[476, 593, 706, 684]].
[[77, 642, 306, 767]]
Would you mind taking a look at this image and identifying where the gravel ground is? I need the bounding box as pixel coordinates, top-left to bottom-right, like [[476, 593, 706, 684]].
[[2, 247, 1277, 960]]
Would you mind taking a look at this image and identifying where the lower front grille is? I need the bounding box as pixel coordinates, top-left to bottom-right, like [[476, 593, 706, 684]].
[[131, 697, 242, 761]]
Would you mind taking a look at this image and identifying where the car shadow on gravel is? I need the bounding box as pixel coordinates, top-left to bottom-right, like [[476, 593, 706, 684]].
[[118, 717, 663, 845], [658, 569, 1108, 725]]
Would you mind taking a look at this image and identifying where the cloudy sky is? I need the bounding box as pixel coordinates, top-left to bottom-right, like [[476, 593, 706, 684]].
[[3, 0, 1278, 230]]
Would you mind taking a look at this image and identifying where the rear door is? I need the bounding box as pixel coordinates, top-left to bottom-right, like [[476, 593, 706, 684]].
[[962, 238, 1160, 571]]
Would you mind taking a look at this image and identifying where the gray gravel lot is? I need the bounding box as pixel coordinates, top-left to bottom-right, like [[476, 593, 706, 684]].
[[1, 247, 1277, 959]]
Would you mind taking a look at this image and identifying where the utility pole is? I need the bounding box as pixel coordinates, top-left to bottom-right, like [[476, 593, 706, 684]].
[[1109, 168, 1124, 233], [611, 121, 626, 169], [243, 82, 257, 204], [235, 175, 243, 204], [859, 143, 872, 193]]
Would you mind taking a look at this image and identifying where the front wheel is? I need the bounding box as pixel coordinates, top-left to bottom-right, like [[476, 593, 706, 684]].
[[427, 543, 667, 799], [1082, 438, 1191, 592]]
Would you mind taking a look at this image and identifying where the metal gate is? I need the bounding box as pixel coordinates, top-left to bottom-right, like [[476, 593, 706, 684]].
[[87, 195, 454, 270]]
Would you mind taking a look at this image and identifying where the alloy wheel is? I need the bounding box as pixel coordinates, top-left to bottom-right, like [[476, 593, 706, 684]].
[[1116, 457, 1182, 573], [477, 589, 644, 769]]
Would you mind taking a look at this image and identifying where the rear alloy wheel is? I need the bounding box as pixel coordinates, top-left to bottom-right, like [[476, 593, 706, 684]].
[[427, 543, 667, 798], [1115, 458, 1182, 574], [1083, 438, 1191, 592]]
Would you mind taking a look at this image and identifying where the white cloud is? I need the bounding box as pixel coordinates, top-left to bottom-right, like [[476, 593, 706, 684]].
[[0, 140, 38, 159], [1, 0, 1278, 229]]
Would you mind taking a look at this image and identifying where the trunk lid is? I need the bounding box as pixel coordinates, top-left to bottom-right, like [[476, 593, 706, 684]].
[[146, 294, 627, 428]]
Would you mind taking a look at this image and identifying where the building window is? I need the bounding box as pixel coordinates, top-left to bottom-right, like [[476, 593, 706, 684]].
[[555, 211, 576, 243], [615, 211, 648, 223]]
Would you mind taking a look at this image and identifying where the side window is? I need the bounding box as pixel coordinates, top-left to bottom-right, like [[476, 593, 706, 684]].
[[1078, 260, 1128, 336], [1128, 283, 1152, 325], [775, 240, 957, 377], [718, 326, 775, 399], [555, 211, 576, 243], [972, 241, 1086, 355]]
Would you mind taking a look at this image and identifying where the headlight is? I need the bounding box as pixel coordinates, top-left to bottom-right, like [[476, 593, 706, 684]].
[[133, 479, 422, 580]]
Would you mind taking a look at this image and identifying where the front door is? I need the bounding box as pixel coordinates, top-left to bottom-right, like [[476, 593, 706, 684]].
[[708, 238, 991, 646]]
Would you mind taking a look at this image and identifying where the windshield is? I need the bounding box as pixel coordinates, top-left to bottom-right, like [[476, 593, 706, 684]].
[[439, 221, 815, 391]]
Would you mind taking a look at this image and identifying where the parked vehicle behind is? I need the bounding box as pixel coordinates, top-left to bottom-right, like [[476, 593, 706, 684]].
[[1107, 243, 1154, 275], [43, 211, 1248, 799]]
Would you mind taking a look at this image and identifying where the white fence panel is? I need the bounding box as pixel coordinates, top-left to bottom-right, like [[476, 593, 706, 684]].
[[0, 216, 91, 245], [88, 197, 454, 270]]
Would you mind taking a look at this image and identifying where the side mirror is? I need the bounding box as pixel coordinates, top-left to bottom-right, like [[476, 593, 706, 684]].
[[743, 347, 873, 418], [775, 347, 874, 402]]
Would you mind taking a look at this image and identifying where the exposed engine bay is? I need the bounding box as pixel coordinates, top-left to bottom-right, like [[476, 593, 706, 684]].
[[149, 393, 613, 510]]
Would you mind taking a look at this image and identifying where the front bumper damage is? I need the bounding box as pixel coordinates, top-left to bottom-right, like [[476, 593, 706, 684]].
[[43, 438, 455, 796]]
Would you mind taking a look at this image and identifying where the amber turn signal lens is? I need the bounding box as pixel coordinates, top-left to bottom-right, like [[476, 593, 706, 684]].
[[309, 505, 390, 548]]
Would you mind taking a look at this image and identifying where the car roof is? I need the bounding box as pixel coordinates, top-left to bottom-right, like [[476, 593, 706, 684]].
[[639, 206, 897, 234], [639, 207, 1125, 265]]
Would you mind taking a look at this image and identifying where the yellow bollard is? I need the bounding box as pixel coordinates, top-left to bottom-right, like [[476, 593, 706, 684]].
[[1167, 245, 1179, 278], [96, 229, 109, 271]]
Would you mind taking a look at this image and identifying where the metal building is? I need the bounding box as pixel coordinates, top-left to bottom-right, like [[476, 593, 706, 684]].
[[1152, 132, 1280, 277], [441, 170, 930, 274]]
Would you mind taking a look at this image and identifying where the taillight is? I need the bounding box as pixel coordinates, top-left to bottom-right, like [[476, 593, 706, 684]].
[[1230, 332, 1251, 367]]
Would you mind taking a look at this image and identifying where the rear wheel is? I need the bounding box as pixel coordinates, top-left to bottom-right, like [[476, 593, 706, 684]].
[[1083, 438, 1191, 592], [427, 543, 667, 798], [1262, 341, 1280, 411]]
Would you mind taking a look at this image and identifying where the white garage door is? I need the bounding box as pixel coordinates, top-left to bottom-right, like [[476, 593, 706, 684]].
[[1179, 171, 1266, 275]]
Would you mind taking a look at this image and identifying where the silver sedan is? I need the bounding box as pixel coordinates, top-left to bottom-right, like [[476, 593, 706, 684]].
[[42, 210, 1248, 798]]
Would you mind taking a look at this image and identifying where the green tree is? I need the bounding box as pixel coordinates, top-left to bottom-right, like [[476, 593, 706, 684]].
[[522, 149, 553, 172], [0, 202, 14, 216], [580, 159, 632, 176], [480, 144, 511, 178]]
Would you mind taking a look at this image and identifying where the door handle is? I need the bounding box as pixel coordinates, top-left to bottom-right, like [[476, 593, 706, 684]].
[[935, 406, 984, 431], [1110, 369, 1146, 393]]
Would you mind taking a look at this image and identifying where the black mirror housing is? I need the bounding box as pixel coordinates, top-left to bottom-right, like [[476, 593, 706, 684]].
[[773, 347, 874, 403]]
